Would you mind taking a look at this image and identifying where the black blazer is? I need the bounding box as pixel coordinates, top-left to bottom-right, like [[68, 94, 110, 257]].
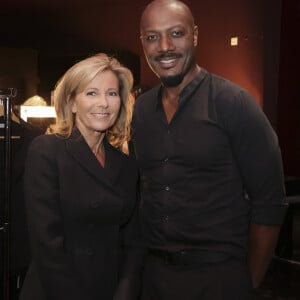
[[19, 129, 138, 300]]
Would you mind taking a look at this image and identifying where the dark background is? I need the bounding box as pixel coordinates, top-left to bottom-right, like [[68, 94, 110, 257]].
[[1, 0, 298, 175], [1, 1, 300, 298]]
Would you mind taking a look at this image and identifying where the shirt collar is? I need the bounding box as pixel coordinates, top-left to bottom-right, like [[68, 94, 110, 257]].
[[155, 67, 207, 111], [180, 67, 207, 100]]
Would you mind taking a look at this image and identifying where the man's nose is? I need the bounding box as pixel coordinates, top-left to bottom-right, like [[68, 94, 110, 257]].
[[158, 34, 175, 52]]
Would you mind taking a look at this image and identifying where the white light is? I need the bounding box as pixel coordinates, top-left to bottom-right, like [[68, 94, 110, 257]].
[[20, 105, 56, 122], [230, 37, 238, 46]]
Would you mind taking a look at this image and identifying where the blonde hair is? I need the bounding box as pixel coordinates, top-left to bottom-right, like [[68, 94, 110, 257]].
[[48, 53, 134, 150]]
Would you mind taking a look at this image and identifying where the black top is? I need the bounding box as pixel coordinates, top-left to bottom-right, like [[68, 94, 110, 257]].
[[19, 129, 138, 300], [130, 68, 287, 259]]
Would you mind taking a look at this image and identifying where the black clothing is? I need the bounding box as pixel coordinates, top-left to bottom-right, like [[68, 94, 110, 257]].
[[19, 130, 138, 300], [0, 117, 42, 299], [131, 68, 287, 260], [141, 254, 255, 300]]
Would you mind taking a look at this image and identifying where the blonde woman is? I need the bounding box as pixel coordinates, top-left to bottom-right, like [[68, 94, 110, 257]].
[[19, 53, 138, 300]]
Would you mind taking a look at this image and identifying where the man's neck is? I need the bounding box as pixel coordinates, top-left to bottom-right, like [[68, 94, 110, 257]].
[[163, 65, 201, 96]]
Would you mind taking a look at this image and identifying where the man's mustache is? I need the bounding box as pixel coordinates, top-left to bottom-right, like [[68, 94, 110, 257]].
[[155, 53, 182, 61]]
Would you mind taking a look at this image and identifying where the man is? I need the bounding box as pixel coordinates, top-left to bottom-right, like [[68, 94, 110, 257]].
[[129, 0, 287, 299]]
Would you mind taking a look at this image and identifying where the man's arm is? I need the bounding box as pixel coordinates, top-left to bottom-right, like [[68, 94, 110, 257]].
[[247, 223, 281, 288]]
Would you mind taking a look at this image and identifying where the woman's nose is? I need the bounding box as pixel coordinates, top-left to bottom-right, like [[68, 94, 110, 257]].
[[97, 94, 109, 108]]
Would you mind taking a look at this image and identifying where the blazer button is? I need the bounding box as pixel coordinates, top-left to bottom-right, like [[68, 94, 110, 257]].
[[163, 215, 169, 222]]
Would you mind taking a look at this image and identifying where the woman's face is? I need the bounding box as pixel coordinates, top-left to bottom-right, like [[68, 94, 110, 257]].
[[71, 70, 121, 136]]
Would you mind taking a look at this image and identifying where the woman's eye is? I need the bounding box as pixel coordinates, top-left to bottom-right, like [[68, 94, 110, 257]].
[[87, 91, 96, 96], [107, 91, 119, 97]]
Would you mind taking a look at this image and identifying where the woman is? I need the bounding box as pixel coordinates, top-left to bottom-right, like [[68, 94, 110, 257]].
[[19, 53, 138, 300]]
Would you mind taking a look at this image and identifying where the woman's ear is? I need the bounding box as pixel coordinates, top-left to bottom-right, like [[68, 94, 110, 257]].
[[69, 97, 77, 113], [71, 103, 77, 113]]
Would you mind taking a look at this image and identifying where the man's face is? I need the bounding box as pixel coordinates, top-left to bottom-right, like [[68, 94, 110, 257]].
[[140, 2, 198, 87]]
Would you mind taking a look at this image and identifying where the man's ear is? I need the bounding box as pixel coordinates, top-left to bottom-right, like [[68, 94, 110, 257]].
[[193, 25, 198, 47]]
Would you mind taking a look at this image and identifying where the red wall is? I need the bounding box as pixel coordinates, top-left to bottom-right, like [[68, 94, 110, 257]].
[[140, 0, 264, 106], [2, 0, 298, 176]]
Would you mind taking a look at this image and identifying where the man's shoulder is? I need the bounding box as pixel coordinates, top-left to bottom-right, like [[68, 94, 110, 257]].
[[202, 70, 256, 112], [197, 69, 260, 125], [204, 70, 244, 96]]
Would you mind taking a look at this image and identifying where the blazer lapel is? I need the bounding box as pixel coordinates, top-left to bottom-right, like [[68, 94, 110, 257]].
[[65, 129, 123, 189]]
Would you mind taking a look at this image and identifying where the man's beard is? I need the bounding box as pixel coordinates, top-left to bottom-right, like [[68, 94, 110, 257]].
[[160, 73, 185, 87], [152, 52, 185, 87]]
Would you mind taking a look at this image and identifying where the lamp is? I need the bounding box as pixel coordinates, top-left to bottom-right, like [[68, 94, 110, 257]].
[[20, 95, 56, 122]]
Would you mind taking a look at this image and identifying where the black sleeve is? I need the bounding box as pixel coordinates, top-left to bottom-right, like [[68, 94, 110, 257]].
[[218, 89, 287, 225], [24, 136, 86, 300]]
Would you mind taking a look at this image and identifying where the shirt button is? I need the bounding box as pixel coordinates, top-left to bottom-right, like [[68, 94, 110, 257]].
[[164, 157, 169, 163], [164, 186, 170, 191], [163, 215, 169, 221]]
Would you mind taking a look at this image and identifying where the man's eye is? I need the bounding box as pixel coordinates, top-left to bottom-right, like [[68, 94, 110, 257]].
[[146, 35, 158, 42], [171, 31, 184, 38]]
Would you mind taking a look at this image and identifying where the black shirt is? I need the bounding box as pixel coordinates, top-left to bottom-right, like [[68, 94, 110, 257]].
[[131, 68, 287, 259]]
